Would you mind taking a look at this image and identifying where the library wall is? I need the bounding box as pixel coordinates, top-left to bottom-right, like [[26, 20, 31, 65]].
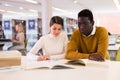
[[95, 13, 120, 34]]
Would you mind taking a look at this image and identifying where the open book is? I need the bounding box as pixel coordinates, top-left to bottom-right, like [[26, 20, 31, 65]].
[[66, 60, 86, 66], [23, 60, 74, 70], [22, 59, 109, 70], [32, 65, 74, 69], [66, 59, 109, 68]]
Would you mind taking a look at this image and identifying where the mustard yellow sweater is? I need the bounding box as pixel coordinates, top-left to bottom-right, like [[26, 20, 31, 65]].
[[66, 27, 109, 60]]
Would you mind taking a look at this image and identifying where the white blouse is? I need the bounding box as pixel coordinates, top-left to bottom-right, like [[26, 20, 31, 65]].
[[27, 32, 68, 61]]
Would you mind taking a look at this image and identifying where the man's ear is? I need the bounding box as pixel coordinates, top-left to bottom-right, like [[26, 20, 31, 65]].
[[92, 21, 94, 26]]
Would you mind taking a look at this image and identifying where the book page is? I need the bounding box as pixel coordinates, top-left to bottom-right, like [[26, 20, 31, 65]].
[[22, 60, 74, 70]]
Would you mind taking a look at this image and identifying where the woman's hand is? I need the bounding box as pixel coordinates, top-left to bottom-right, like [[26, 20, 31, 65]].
[[37, 54, 50, 61]]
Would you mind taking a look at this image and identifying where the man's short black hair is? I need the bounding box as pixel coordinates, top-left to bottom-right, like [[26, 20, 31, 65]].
[[78, 9, 94, 22]]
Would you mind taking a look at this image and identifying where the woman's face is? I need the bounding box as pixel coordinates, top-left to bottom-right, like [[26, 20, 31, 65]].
[[15, 25, 19, 32], [50, 23, 62, 37]]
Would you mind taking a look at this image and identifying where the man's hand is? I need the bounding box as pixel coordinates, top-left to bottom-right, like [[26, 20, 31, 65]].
[[89, 54, 105, 62]]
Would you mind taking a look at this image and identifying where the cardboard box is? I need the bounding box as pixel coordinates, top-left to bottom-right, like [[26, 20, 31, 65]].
[[0, 51, 21, 67]]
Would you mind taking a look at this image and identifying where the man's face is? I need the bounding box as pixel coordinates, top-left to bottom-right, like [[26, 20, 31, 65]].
[[78, 17, 94, 36]]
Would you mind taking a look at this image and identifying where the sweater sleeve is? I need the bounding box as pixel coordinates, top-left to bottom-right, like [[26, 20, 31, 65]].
[[66, 45, 89, 60], [65, 30, 89, 60], [29, 37, 44, 55], [97, 27, 108, 59], [26, 37, 44, 61], [26, 52, 39, 61]]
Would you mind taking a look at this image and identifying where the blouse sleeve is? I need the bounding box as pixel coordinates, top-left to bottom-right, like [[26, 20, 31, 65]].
[[29, 37, 44, 54], [26, 37, 44, 61]]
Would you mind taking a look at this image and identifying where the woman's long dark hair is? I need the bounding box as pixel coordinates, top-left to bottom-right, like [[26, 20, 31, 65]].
[[50, 16, 64, 30]]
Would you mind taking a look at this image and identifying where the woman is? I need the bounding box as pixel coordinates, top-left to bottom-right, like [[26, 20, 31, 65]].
[[9, 24, 25, 50], [27, 16, 68, 61]]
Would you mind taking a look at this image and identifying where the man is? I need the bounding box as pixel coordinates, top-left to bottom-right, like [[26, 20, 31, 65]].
[[65, 9, 109, 61]]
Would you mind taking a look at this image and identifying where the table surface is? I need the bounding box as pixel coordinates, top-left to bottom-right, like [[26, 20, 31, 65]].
[[0, 39, 11, 44], [0, 51, 120, 80]]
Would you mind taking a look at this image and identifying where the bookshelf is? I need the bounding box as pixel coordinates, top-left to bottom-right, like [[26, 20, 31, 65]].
[[63, 17, 77, 40], [26, 18, 42, 51]]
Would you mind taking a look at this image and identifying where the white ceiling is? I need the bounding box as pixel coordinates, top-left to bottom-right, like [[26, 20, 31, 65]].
[[0, 0, 120, 19]]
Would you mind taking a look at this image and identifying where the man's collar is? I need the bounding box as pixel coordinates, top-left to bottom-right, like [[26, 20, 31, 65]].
[[82, 26, 96, 37], [91, 25, 96, 35]]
